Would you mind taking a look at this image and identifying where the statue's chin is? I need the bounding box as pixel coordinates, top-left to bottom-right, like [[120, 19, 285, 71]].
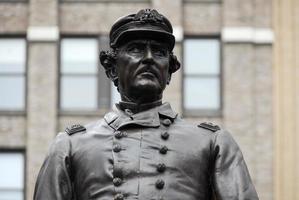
[[118, 77, 165, 103], [128, 82, 163, 103]]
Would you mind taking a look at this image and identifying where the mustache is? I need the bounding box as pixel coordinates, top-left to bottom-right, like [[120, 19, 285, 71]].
[[135, 65, 160, 79]]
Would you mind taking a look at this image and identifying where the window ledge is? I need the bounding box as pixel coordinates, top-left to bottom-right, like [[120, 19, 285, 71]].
[[183, 109, 222, 118], [0, 110, 26, 116], [59, 109, 110, 117]]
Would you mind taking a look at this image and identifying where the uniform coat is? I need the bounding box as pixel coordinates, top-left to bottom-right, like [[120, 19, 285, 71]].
[[34, 103, 258, 200]]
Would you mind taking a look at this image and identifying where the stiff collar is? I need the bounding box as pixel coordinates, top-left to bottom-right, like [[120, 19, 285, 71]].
[[118, 100, 162, 114], [104, 102, 177, 130]]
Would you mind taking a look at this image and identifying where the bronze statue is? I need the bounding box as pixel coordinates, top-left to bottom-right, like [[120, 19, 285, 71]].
[[34, 9, 259, 200]]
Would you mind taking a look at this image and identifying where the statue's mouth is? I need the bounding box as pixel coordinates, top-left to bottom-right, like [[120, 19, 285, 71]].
[[136, 66, 159, 79], [139, 71, 156, 79]]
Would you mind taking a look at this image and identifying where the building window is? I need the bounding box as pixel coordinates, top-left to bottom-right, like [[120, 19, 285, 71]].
[[60, 37, 118, 111], [0, 152, 24, 200], [0, 38, 26, 111], [183, 38, 221, 116]]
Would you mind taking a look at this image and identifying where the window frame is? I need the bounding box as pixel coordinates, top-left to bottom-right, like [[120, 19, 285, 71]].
[[58, 35, 111, 115], [182, 35, 223, 117], [0, 35, 27, 115], [0, 149, 26, 200]]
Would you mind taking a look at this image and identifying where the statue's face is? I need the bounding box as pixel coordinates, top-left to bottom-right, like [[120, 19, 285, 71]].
[[116, 39, 170, 102]]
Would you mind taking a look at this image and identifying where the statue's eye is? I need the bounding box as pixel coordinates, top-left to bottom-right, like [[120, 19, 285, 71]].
[[152, 48, 167, 57], [127, 45, 143, 54]]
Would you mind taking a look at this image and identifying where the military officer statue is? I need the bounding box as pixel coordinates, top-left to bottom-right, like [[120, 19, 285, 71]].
[[34, 9, 259, 200]]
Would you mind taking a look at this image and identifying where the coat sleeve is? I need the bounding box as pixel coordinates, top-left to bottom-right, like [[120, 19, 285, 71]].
[[34, 132, 73, 200], [211, 130, 259, 200]]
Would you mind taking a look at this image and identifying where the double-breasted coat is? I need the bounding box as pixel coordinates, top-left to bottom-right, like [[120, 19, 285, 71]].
[[34, 102, 258, 200]]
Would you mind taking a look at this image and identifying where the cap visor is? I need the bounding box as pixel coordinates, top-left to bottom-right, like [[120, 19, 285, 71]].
[[112, 29, 175, 50]]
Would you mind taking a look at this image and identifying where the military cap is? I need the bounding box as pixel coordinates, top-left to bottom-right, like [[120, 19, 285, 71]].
[[109, 9, 175, 50]]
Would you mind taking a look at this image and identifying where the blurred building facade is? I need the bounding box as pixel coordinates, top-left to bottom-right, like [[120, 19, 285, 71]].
[[0, 0, 296, 199]]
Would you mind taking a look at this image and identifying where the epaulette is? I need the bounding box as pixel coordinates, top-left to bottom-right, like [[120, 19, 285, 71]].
[[65, 124, 86, 135], [197, 122, 220, 132]]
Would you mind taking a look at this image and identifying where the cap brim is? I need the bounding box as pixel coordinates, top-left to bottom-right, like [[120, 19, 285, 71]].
[[111, 29, 175, 50]]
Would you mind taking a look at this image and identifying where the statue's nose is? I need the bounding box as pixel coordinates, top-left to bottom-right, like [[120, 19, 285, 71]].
[[142, 46, 154, 64]]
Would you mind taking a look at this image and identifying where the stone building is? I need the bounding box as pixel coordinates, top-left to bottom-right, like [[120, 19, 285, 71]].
[[0, 0, 297, 199]]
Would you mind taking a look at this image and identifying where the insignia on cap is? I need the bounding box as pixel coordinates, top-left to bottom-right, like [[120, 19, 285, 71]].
[[134, 9, 163, 23], [198, 122, 220, 132], [65, 124, 86, 135]]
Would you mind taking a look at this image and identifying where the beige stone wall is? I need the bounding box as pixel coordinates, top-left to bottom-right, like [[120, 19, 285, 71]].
[[184, 2, 222, 35], [273, 0, 299, 199], [0, 116, 26, 147], [60, 2, 150, 34], [0, 3, 28, 33]]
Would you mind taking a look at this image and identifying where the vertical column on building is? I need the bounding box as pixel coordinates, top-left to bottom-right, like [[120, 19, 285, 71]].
[[152, 0, 183, 113], [274, 0, 299, 199], [252, 1, 274, 200], [222, 0, 257, 187], [222, 0, 273, 200], [26, 0, 59, 199]]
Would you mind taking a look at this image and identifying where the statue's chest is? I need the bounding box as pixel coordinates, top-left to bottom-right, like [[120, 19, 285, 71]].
[[72, 126, 212, 199], [74, 126, 211, 176]]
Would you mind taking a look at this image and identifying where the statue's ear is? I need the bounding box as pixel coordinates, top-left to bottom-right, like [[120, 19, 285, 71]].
[[169, 53, 181, 73], [167, 53, 181, 84], [100, 51, 118, 86]]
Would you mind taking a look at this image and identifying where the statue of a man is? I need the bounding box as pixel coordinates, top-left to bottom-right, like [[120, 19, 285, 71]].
[[34, 9, 259, 200]]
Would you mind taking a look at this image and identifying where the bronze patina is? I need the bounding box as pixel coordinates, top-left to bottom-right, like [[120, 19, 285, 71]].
[[34, 9, 259, 200]]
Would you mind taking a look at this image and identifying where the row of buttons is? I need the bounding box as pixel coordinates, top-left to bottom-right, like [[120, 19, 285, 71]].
[[113, 179, 165, 200], [115, 130, 169, 140], [115, 131, 127, 139], [113, 131, 126, 154], [113, 141, 169, 154], [112, 118, 172, 200], [113, 144, 168, 154], [112, 179, 165, 199], [113, 130, 125, 199], [154, 118, 172, 193]]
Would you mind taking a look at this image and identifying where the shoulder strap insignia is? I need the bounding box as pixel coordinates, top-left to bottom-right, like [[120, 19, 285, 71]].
[[198, 122, 220, 132], [65, 124, 86, 135]]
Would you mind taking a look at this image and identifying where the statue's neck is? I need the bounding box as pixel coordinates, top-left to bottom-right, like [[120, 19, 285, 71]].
[[118, 95, 162, 113], [120, 92, 162, 105]]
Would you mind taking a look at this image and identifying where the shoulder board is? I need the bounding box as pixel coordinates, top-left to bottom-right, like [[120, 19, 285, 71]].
[[197, 122, 220, 132], [65, 124, 86, 135]]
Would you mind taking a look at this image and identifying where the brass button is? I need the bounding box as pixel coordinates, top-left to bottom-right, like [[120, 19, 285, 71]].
[[157, 163, 166, 173], [161, 132, 169, 140], [113, 144, 122, 153], [115, 131, 123, 139], [122, 132, 128, 137], [155, 179, 165, 189], [113, 177, 122, 187], [114, 193, 124, 200], [162, 119, 172, 126], [125, 109, 133, 115], [159, 146, 168, 154]]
